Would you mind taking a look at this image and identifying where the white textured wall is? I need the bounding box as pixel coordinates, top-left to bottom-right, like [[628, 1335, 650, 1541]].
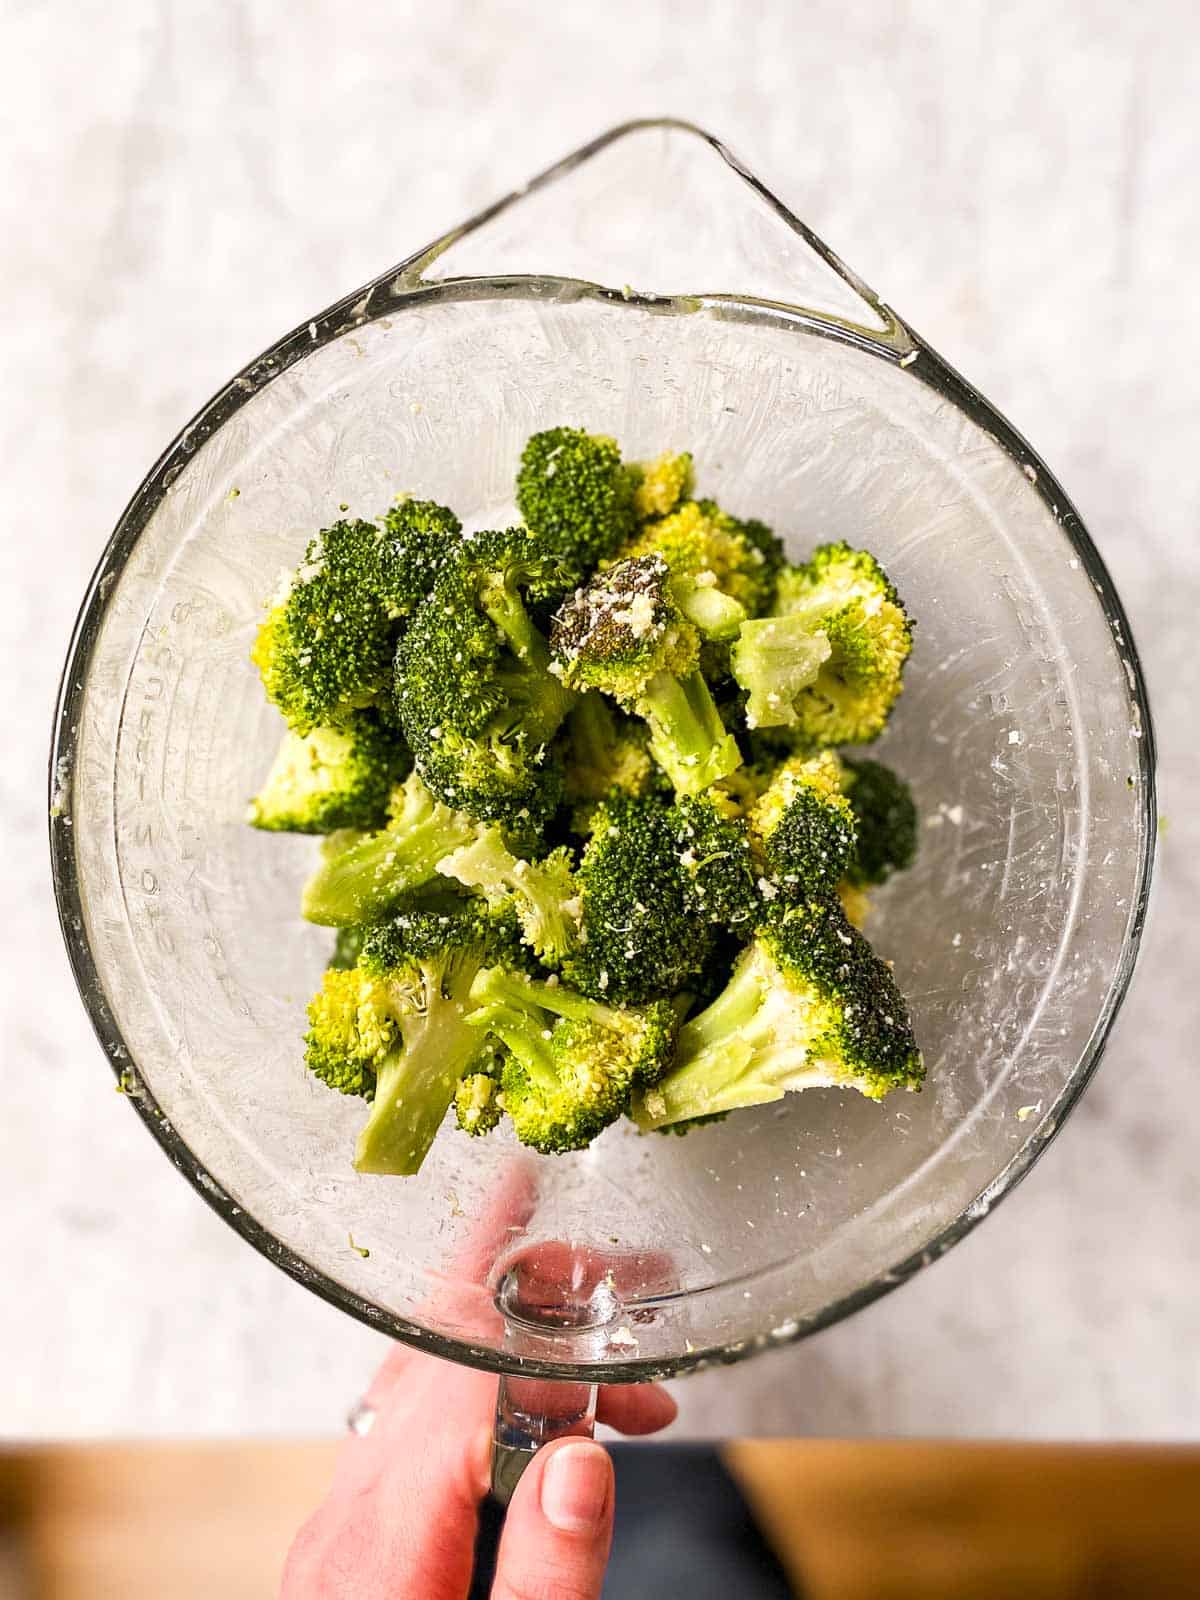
[[3, 0, 1197, 1439]]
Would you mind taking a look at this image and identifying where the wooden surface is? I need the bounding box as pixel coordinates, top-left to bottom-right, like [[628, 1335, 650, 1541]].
[[1, 1440, 1198, 1598]]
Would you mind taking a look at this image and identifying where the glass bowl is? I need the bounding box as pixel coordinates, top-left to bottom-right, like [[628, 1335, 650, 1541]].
[[50, 120, 1155, 1388]]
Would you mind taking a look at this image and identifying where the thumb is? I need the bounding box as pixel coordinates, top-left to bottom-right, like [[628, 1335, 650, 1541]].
[[490, 1438, 615, 1600]]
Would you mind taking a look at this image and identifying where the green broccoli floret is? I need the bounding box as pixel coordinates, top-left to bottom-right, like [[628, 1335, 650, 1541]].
[[300, 772, 483, 926], [516, 427, 638, 587], [632, 896, 923, 1131], [841, 757, 919, 887], [394, 528, 575, 825], [252, 502, 461, 733], [550, 555, 742, 796], [304, 903, 519, 1175], [732, 543, 912, 741], [560, 795, 718, 1003], [437, 830, 581, 967], [454, 1035, 506, 1136], [467, 966, 676, 1153], [747, 750, 858, 899], [247, 713, 409, 834], [455, 1065, 504, 1136], [252, 520, 395, 733], [672, 795, 758, 932], [631, 451, 695, 521], [616, 497, 783, 619], [376, 497, 463, 615]]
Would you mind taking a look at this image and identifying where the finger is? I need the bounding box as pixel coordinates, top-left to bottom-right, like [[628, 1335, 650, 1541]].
[[490, 1438, 615, 1600], [299, 1359, 496, 1600], [596, 1381, 677, 1435]]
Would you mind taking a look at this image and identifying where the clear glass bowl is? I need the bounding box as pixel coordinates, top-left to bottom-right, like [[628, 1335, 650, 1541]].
[[50, 121, 1155, 1383]]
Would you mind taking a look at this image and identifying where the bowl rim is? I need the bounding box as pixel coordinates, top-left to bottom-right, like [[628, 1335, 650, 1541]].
[[48, 118, 1158, 1381]]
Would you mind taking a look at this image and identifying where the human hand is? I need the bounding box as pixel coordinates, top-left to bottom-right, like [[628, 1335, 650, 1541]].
[[280, 1342, 676, 1599]]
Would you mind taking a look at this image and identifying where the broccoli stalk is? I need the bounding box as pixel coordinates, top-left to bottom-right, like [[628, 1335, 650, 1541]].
[[355, 977, 477, 1175], [632, 899, 923, 1131], [467, 967, 675, 1153], [300, 772, 480, 926], [730, 617, 833, 731], [305, 908, 519, 1175], [638, 665, 742, 794]]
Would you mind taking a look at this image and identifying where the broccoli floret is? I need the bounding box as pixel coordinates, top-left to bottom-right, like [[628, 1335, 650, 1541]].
[[252, 520, 396, 732], [631, 451, 694, 520], [516, 427, 638, 587], [455, 1066, 504, 1136], [328, 925, 368, 971], [748, 751, 858, 899], [733, 543, 912, 741], [300, 772, 482, 926], [304, 903, 520, 1175], [632, 897, 923, 1131], [395, 528, 575, 825], [467, 966, 676, 1153], [437, 830, 580, 967], [672, 795, 758, 931], [376, 497, 463, 616], [247, 713, 409, 834], [550, 555, 742, 796], [617, 498, 783, 619], [454, 1036, 506, 1135], [252, 503, 461, 733], [560, 795, 718, 1003], [841, 758, 919, 886]]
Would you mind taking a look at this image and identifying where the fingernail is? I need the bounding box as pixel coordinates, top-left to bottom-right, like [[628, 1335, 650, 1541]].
[[540, 1441, 611, 1533]]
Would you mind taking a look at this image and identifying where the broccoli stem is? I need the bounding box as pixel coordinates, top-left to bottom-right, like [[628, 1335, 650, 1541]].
[[637, 668, 742, 795], [354, 977, 482, 1175], [469, 1001, 560, 1092], [481, 583, 551, 669], [301, 792, 478, 926], [674, 582, 747, 642], [634, 948, 802, 1129], [569, 692, 621, 777], [471, 965, 618, 1030], [730, 616, 832, 729], [482, 586, 577, 746]]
